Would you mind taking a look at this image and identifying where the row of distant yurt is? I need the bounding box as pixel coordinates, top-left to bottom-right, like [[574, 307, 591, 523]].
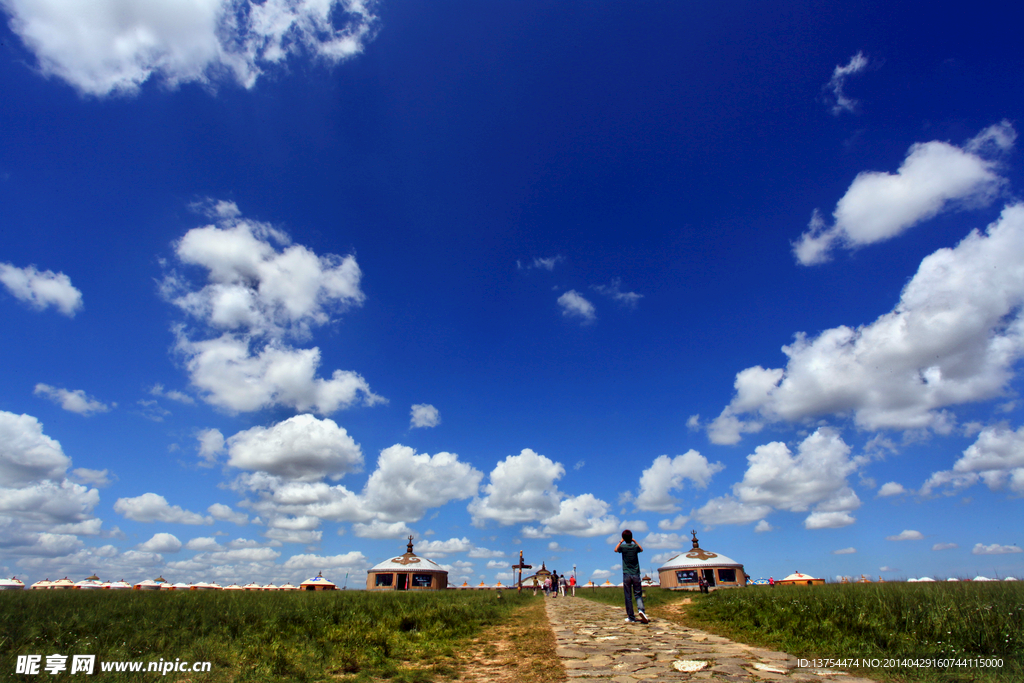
[[1, 573, 341, 591]]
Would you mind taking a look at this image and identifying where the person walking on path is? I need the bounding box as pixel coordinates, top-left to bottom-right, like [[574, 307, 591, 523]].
[[614, 529, 648, 623], [550, 571, 559, 598], [569, 573, 576, 596], [559, 573, 567, 597]]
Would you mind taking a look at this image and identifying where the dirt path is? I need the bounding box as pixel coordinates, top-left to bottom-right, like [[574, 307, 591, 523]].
[[454, 596, 566, 682], [545, 595, 878, 682]]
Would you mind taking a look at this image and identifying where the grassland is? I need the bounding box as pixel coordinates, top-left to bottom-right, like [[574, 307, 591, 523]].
[[0, 589, 541, 682], [579, 582, 1023, 683]]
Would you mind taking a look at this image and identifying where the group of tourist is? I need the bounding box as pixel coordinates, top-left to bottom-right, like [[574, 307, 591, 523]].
[[541, 571, 576, 597]]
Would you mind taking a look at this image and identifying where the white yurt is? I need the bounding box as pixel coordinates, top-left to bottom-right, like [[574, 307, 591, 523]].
[[74, 574, 104, 589], [777, 571, 824, 586], [133, 579, 163, 590], [107, 580, 132, 590], [366, 537, 448, 591], [30, 579, 53, 590], [50, 577, 76, 590], [0, 577, 25, 590], [657, 531, 746, 590], [300, 572, 337, 591]]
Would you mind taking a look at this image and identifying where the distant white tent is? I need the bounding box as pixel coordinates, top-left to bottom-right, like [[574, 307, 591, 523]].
[[973, 576, 996, 582], [1005, 577, 1018, 581]]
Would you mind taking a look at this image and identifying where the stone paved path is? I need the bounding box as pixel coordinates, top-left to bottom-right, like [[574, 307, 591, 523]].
[[544, 596, 877, 682]]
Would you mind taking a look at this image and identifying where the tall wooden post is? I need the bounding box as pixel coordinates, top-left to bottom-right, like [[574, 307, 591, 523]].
[[511, 550, 532, 593]]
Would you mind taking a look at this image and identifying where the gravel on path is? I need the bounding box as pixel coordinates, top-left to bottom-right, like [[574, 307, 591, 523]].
[[544, 595, 878, 683]]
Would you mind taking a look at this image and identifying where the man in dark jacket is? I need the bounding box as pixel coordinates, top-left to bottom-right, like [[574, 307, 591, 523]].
[[614, 529, 647, 623]]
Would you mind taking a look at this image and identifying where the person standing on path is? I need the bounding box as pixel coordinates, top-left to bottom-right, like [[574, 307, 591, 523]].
[[614, 529, 648, 623], [569, 573, 576, 596]]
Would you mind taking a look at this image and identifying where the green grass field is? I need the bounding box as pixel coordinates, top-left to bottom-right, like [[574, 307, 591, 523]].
[[0, 589, 535, 682], [577, 582, 1023, 683]]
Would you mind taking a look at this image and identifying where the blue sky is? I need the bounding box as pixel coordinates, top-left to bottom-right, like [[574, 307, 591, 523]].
[[1, 0, 1022, 588]]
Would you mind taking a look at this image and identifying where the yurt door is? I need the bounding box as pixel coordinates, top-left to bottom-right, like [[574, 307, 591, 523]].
[[702, 569, 716, 587], [397, 574, 408, 590]]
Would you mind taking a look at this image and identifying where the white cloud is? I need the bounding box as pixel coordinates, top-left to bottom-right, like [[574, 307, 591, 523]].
[[33, 384, 110, 415], [794, 122, 1014, 265], [539, 494, 619, 537], [0, 411, 71, 486], [619, 520, 649, 533], [70, 468, 113, 487], [557, 290, 596, 323], [196, 428, 225, 466], [590, 569, 612, 580], [415, 537, 473, 558], [0, 263, 82, 316], [362, 445, 482, 522], [972, 543, 1022, 555], [658, 515, 689, 531], [833, 547, 857, 554], [634, 451, 724, 513], [877, 482, 907, 497], [886, 529, 924, 541], [922, 424, 1024, 496], [3, 0, 378, 96], [642, 532, 687, 550], [150, 384, 194, 404], [410, 403, 441, 429], [207, 503, 248, 525], [716, 204, 1024, 440], [226, 414, 362, 482], [825, 51, 868, 115], [696, 429, 862, 529], [113, 492, 213, 525], [467, 547, 505, 559], [184, 536, 223, 551], [591, 278, 643, 308], [524, 255, 563, 271], [754, 519, 773, 533], [138, 532, 182, 553], [263, 528, 322, 544], [804, 511, 856, 529], [932, 542, 958, 551], [177, 334, 382, 414], [352, 520, 413, 539], [469, 449, 564, 526], [164, 207, 383, 414], [487, 559, 506, 569]]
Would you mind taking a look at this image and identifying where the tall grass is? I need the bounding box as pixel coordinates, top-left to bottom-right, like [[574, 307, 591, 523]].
[[0, 590, 533, 682], [683, 582, 1023, 682]]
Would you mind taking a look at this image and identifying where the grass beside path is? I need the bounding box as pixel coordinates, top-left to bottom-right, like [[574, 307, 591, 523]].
[[595, 582, 1023, 683], [0, 589, 543, 682]]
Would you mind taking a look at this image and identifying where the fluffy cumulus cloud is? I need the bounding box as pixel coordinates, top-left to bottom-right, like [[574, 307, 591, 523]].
[[557, 290, 596, 323], [138, 533, 183, 553], [196, 428, 225, 466], [208, 503, 248, 525], [468, 448, 617, 536], [794, 122, 1015, 265], [932, 542, 958, 551], [228, 440, 480, 544], [415, 537, 473, 558], [877, 482, 907, 497], [360, 445, 482, 522], [634, 451, 724, 513], [833, 547, 856, 554], [410, 403, 440, 428], [163, 203, 383, 414], [538, 494, 619, 537], [921, 424, 1024, 496], [886, 529, 924, 541], [469, 449, 564, 526], [695, 429, 863, 529], [0, 263, 82, 316], [972, 543, 1022, 555], [1, 0, 378, 96], [713, 203, 1024, 442], [33, 384, 110, 416], [113, 492, 213, 525], [226, 414, 363, 482], [0, 411, 102, 560], [824, 51, 868, 115]]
